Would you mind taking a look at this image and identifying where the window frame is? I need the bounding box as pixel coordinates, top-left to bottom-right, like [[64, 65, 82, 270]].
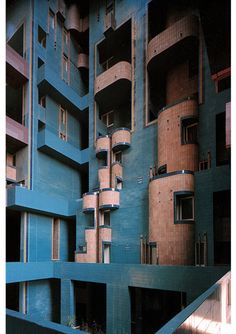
[[174, 191, 195, 224], [52, 218, 60, 260], [101, 110, 114, 128], [181, 116, 198, 145]]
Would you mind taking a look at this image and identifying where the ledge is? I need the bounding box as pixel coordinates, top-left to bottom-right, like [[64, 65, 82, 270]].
[[6, 186, 80, 218], [37, 64, 88, 112], [37, 127, 89, 168], [151, 170, 194, 182], [6, 44, 29, 87], [6, 116, 28, 153]]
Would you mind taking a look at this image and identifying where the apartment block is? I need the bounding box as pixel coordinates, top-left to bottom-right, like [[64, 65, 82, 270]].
[[6, 0, 231, 333]]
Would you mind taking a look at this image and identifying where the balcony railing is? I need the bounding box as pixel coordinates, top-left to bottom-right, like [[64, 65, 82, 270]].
[[99, 188, 120, 210], [82, 192, 98, 213], [111, 127, 131, 152], [96, 135, 110, 159]]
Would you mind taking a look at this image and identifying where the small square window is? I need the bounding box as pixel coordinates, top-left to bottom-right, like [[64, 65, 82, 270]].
[[38, 25, 47, 48], [59, 132, 67, 141], [175, 193, 194, 223], [181, 118, 198, 144]]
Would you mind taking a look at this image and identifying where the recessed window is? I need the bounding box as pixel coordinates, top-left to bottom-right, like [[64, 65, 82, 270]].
[[114, 151, 122, 163], [212, 68, 231, 93], [116, 178, 122, 190], [63, 28, 69, 45], [49, 10, 55, 30], [103, 243, 111, 263], [101, 111, 114, 128], [60, 107, 67, 125], [181, 117, 198, 144], [175, 192, 194, 223], [104, 210, 110, 226], [39, 95, 46, 108], [62, 54, 69, 83], [52, 218, 60, 260], [149, 243, 157, 265], [38, 25, 46, 48]]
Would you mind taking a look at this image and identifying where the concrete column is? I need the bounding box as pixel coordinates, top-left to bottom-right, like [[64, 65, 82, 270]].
[[107, 284, 131, 334], [61, 279, 75, 326]]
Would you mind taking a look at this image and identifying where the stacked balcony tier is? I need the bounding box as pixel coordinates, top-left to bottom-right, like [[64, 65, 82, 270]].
[[98, 166, 110, 189], [6, 44, 29, 88], [83, 192, 98, 213], [94, 61, 132, 109], [158, 99, 198, 173], [99, 188, 120, 210], [77, 53, 89, 70], [6, 116, 28, 153], [96, 135, 110, 159], [147, 15, 199, 73], [149, 171, 195, 265], [111, 128, 131, 152], [65, 3, 88, 33]]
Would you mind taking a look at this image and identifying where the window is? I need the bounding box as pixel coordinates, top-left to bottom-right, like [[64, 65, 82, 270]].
[[49, 10, 55, 30], [60, 107, 67, 125], [114, 151, 122, 163], [101, 111, 114, 128], [59, 107, 67, 141], [38, 25, 46, 48], [103, 243, 111, 263], [63, 28, 68, 46], [62, 54, 69, 83], [39, 95, 46, 108], [116, 178, 122, 190], [52, 218, 60, 260], [212, 68, 231, 93], [102, 56, 116, 71], [100, 210, 110, 226], [175, 192, 194, 223], [181, 117, 198, 144], [149, 243, 157, 265]]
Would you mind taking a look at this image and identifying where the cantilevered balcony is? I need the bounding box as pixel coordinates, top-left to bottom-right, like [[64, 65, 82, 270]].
[[99, 188, 120, 210], [65, 3, 89, 33], [95, 61, 131, 108], [98, 166, 110, 189], [37, 126, 89, 168], [6, 44, 29, 88], [147, 15, 199, 73], [83, 192, 98, 213], [6, 116, 28, 153], [111, 128, 131, 152], [77, 53, 89, 70], [96, 135, 110, 159]]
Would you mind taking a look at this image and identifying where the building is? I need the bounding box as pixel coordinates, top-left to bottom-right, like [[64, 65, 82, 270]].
[[6, 0, 231, 333]]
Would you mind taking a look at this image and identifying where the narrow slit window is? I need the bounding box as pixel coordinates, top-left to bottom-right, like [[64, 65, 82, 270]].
[[103, 244, 111, 263], [52, 218, 60, 260], [49, 10, 55, 30], [114, 151, 122, 163], [63, 28, 69, 46], [181, 118, 198, 144], [38, 26, 46, 48]]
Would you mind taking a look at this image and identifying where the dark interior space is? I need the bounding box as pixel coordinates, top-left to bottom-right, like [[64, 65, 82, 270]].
[[80, 109, 89, 150], [148, 0, 197, 41], [80, 163, 89, 196], [7, 24, 24, 57], [74, 281, 106, 332], [213, 190, 231, 265], [6, 283, 19, 311], [6, 84, 23, 124], [50, 279, 61, 323], [216, 113, 230, 166], [199, 0, 230, 74], [6, 209, 21, 262], [97, 19, 131, 75], [67, 218, 76, 261], [130, 287, 186, 334]]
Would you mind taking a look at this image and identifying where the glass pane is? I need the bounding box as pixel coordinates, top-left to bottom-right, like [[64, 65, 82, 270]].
[[181, 197, 193, 219]]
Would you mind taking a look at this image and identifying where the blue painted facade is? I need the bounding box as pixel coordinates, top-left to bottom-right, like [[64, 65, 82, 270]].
[[6, 0, 230, 333]]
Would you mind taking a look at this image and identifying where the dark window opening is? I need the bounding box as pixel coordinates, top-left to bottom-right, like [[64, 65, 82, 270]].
[[114, 151, 122, 163], [6, 209, 21, 262], [6, 84, 23, 124], [6, 283, 19, 311], [38, 94, 46, 108], [181, 117, 198, 144], [38, 57, 44, 68], [104, 210, 110, 226], [74, 281, 106, 332], [8, 24, 24, 57], [38, 25, 47, 48], [195, 233, 207, 266], [130, 287, 186, 334], [158, 164, 167, 175], [81, 164, 89, 196], [218, 76, 230, 93], [213, 191, 231, 265], [216, 112, 230, 166]]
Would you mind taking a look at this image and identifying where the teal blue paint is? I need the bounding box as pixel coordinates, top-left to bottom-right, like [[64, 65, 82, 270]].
[[60, 280, 75, 326]]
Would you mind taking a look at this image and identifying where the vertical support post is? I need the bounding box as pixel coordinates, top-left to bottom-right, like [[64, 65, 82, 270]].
[[61, 279, 75, 326], [107, 284, 131, 334]]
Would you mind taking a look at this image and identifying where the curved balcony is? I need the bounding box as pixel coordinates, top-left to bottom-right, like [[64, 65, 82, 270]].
[[111, 162, 123, 188], [99, 188, 120, 210], [111, 128, 131, 152], [96, 135, 110, 159], [77, 53, 89, 70], [149, 171, 195, 265], [147, 15, 199, 73], [158, 98, 198, 173], [98, 166, 110, 189], [94, 61, 131, 109], [65, 4, 89, 33], [83, 192, 98, 213]]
